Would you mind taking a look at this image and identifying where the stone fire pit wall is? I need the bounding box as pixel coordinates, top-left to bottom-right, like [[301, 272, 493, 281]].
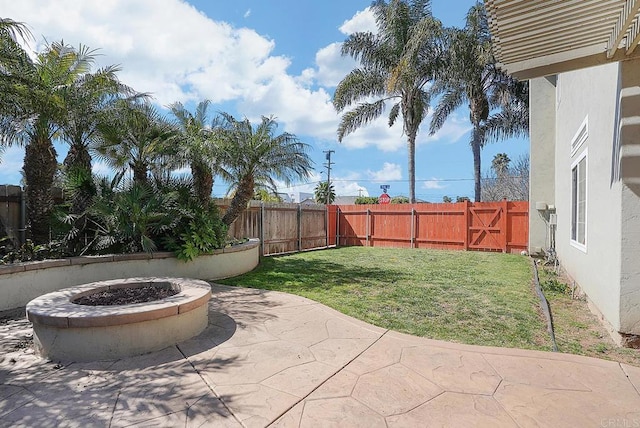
[[26, 278, 211, 362]]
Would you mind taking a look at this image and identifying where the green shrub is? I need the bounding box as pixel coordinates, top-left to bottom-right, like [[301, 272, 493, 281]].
[[162, 200, 227, 262], [355, 196, 379, 205], [391, 196, 410, 204], [1, 239, 67, 264]]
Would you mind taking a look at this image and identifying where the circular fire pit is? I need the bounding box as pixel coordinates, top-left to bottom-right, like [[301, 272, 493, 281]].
[[26, 277, 211, 362]]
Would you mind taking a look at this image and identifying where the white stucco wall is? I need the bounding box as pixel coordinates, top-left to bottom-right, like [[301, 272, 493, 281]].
[[529, 77, 557, 254], [618, 59, 640, 334], [554, 62, 623, 331]]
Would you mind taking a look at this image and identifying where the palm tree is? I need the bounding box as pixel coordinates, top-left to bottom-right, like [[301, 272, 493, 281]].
[[0, 40, 96, 243], [333, 0, 444, 203], [491, 153, 510, 178], [96, 100, 176, 186], [314, 181, 336, 204], [215, 113, 313, 226], [61, 64, 141, 214], [168, 100, 219, 207], [429, 3, 528, 202]]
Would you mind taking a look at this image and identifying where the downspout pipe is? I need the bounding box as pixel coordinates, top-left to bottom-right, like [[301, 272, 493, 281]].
[[20, 186, 26, 245]]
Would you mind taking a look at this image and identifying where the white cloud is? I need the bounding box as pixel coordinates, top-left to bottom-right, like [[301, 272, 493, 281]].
[[367, 162, 402, 182], [424, 112, 471, 144], [275, 171, 368, 200], [2, 0, 288, 105], [339, 7, 377, 35], [306, 42, 357, 88], [341, 116, 406, 152], [333, 181, 369, 196], [422, 178, 446, 189], [244, 9, 251, 18], [0, 0, 471, 188]]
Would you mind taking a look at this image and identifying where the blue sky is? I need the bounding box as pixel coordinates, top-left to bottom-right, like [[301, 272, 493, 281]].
[[0, 0, 528, 202]]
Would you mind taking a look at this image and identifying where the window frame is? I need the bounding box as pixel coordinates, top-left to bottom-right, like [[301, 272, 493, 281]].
[[570, 148, 588, 253], [571, 116, 588, 157]]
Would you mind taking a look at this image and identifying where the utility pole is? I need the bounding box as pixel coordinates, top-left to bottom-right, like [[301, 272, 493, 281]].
[[323, 150, 334, 204]]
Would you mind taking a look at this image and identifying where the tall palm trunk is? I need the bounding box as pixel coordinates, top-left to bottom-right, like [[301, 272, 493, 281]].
[[63, 142, 93, 213], [131, 161, 148, 186], [191, 161, 213, 208], [63, 142, 94, 253], [24, 136, 57, 243], [407, 131, 417, 203], [403, 95, 418, 204], [222, 175, 254, 226], [471, 127, 482, 202], [470, 95, 489, 202]]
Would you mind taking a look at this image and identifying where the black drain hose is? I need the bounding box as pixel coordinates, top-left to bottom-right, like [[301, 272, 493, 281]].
[[532, 260, 558, 352]]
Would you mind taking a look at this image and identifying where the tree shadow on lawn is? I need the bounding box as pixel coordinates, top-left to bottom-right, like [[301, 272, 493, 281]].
[[222, 253, 413, 294]]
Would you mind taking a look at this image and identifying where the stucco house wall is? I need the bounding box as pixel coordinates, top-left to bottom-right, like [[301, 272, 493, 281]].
[[529, 77, 556, 254], [549, 62, 623, 332], [618, 60, 640, 334]]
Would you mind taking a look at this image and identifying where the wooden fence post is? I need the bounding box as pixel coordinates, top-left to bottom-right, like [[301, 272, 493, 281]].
[[298, 204, 303, 252], [259, 202, 265, 257], [502, 199, 509, 253], [410, 208, 416, 249], [366, 208, 371, 246], [324, 205, 328, 248], [463, 200, 470, 251], [336, 207, 341, 247]]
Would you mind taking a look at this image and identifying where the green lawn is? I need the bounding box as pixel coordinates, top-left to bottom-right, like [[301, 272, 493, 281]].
[[217, 246, 552, 350]]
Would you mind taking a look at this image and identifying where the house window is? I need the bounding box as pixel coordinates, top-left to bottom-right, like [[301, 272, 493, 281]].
[[571, 150, 587, 251]]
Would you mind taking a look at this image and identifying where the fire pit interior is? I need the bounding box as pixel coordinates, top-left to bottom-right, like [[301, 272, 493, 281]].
[[73, 282, 180, 306]]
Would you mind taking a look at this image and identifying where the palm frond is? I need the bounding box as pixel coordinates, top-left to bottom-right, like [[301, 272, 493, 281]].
[[333, 68, 387, 111], [429, 89, 464, 134], [388, 102, 400, 127], [337, 100, 386, 141]]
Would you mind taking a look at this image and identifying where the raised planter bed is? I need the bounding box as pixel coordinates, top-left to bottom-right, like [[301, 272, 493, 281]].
[[26, 277, 211, 362], [0, 238, 259, 311]]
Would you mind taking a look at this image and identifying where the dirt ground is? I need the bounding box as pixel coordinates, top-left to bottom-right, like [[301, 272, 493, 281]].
[[537, 262, 640, 367]]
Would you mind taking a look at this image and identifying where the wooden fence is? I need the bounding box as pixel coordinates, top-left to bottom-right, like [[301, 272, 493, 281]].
[[225, 200, 528, 256], [328, 201, 528, 254], [220, 201, 333, 256], [0, 188, 528, 255], [0, 185, 23, 245]]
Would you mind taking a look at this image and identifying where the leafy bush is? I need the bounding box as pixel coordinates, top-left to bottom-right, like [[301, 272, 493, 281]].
[[160, 182, 227, 261], [355, 196, 379, 205], [83, 178, 174, 254], [56, 174, 228, 260], [1, 239, 68, 264], [391, 196, 410, 204]]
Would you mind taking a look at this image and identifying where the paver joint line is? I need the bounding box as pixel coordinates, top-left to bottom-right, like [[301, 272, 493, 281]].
[[175, 343, 245, 427], [620, 363, 640, 397], [266, 329, 390, 427], [108, 390, 121, 428]]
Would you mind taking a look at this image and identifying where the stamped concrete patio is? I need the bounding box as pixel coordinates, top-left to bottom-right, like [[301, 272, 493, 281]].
[[2, 283, 640, 427]]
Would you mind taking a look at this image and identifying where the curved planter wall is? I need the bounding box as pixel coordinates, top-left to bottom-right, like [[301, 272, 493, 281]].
[[0, 239, 259, 312]]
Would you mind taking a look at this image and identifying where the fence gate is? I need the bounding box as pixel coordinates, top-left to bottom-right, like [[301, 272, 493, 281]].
[[467, 202, 508, 252]]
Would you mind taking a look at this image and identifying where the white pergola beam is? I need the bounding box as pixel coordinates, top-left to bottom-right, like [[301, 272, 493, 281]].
[[607, 0, 640, 58], [627, 15, 640, 54]]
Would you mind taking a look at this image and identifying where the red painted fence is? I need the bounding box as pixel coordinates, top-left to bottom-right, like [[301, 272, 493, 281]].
[[328, 201, 528, 254]]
